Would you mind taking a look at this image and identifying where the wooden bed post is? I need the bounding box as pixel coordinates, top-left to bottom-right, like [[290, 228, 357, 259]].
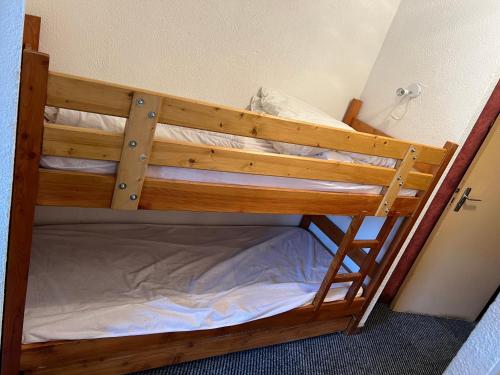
[[342, 99, 362, 126], [1, 15, 48, 375]]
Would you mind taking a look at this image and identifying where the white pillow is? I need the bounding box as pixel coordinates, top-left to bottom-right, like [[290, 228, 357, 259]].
[[250, 88, 354, 156]]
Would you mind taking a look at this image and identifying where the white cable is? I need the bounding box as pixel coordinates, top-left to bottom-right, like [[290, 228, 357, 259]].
[[390, 95, 411, 120]]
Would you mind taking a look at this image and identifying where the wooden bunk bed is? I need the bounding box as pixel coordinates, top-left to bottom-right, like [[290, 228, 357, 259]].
[[2, 15, 457, 375]]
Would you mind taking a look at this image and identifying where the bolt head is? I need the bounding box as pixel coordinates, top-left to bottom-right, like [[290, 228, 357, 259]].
[[412, 156, 417, 160], [129, 193, 138, 201], [118, 182, 127, 190], [139, 154, 147, 161], [128, 140, 138, 148], [148, 111, 157, 119], [399, 182, 404, 186], [136, 98, 145, 106], [410, 147, 416, 153]]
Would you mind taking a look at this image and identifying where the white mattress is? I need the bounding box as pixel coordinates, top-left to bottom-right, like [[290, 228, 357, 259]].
[[24, 224, 361, 343], [40, 108, 416, 196]]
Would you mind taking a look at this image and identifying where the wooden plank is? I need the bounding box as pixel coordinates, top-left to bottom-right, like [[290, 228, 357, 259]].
[[43, 123, 123, 160], [351, 239, 378, 249], [21, 299, 364, 374], [349, 117, 435, 174], [46, 72, 447, 165], [299, 215, 311, 229], [111, 93, 161, 210], [310, 215, 345, 246], [333, 272, 362, 283], [1, 49, 49, 375], [350, 118, 388, 137], [151, 139, 429, 189], [342, 98, 362, 126], [42, 123, 434, 190], [23, 15, 41, 51], [312, 215, 365, 310], [36, 169, 421, 215], [375, 145, 419, 216], [25, 319, 351, 375], [142, 178, 420, 216]]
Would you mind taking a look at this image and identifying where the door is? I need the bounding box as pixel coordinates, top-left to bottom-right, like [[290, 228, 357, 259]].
[[392, 116, 500, 321]]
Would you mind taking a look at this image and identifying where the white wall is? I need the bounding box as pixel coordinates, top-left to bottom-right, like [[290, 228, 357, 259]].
[[443, 295, 500, 375], [26, 0, 401, 226], [0, 0, 25, 343], [358, 0, 500, 324], [359, 0, 500, 147], [26, 0, 401, 118]]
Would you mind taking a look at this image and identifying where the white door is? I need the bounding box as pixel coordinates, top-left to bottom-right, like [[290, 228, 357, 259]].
[[392, 116, 500, 321]]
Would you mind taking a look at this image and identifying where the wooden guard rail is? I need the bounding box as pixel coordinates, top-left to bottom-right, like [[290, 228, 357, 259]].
[[41, 72, 449, 214], [43, 124, 433, 190], [46, 73, 447, 164]]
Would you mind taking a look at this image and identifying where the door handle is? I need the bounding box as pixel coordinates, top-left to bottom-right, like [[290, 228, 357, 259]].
[[454, 187, 482, 212]]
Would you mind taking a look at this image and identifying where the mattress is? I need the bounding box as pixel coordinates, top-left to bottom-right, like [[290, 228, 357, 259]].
[[24, 224, 361, 343], [40, 108, 416, 196]]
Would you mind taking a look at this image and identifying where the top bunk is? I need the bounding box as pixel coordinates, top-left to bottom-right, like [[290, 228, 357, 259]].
[[18, 23, 456, 217]]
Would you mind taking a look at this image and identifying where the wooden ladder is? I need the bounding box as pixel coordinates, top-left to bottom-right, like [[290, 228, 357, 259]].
[[301, 215, 400, 312]]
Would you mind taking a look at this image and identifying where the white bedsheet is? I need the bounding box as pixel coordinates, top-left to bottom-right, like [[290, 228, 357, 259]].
[[41, 155, 415, 196], [24, 225, 361, 343], [40, 108, 416, 196]]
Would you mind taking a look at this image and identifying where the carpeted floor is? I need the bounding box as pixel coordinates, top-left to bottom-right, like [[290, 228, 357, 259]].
[[133, 304, 474, 375]]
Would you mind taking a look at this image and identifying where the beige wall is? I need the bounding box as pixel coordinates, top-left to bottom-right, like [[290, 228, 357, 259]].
[[358, 0, 500, 324], [359, 0, 500, 147], [27, 0, 401, 226], [27, 0, 401, 118]]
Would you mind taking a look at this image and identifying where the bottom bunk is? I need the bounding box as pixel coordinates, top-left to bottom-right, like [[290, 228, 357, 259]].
[[21, 223, 367, 374], [24, 224, 361, 343]]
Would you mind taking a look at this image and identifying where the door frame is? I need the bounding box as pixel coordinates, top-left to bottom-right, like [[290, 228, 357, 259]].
[[381, 80, 500, 303]]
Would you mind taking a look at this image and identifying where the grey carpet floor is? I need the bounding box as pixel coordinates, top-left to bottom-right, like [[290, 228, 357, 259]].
[[132, 304, 474, 375]]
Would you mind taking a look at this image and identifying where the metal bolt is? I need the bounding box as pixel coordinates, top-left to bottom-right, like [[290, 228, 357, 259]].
[[136, 98, 145, 106], [118, 182, 127, 190], [384, 201, 389, 206], [385, 208, 389, 213], [397, 176, 402, 181], [129, 193, 138, 201], [139, 153, 147, 161], [148, 111, 157, 119], [410, 147, 416, 153], [128, 140, 138, 149], [413, 156, 417, 160], [399, 182, 404, 186]]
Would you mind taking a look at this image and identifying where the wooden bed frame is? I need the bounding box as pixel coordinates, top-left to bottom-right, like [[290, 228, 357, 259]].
[[1, 15, 457, 375]]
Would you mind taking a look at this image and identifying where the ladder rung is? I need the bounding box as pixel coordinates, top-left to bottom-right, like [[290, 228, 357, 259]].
[[333, 272, 362, 283], [351, 239, 379, 249]]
